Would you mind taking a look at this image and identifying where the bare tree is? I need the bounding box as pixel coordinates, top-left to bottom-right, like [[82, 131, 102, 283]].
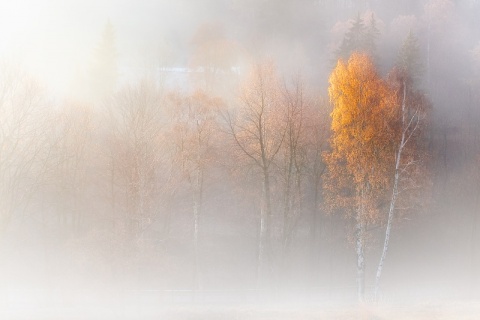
[[279, 78, 307, 252], [374, 69, 431, 301], [106, 80, 165, 252], [303, 96, 330, 280], [0, 62, 52, 234], [48, 102, 94, 234], [224, 61, 286, 286], [167, 89, 224, 290]]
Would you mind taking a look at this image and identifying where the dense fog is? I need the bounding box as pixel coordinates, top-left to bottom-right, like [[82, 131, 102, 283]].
[[1, 0, 480, 318]]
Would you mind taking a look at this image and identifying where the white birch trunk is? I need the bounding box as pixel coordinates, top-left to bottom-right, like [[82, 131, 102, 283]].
[[257, 167, 272, 288], [356, 209, 365, 302], [374, 82, 413, 301], [374, 159, 400, 301], [356, 187, 366, 302]]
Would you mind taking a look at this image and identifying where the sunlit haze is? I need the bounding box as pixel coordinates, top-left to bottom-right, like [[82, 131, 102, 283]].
[[0, 0, 480, 319]]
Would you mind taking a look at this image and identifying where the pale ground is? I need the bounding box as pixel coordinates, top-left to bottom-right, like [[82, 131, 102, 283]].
[[155, 302, 480, 320], [3, 301, 480, 319]]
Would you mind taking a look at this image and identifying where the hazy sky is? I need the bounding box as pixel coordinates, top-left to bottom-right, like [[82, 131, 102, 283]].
[[0, 0, 200, 96], [0, 0, 478, 102]]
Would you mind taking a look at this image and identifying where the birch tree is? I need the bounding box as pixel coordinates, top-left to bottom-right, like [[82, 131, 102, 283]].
[[324, 53, 395, 302], [374, 37, 430, 300]]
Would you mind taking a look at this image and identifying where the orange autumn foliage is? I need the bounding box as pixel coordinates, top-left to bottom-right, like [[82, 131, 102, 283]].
[[324, 52, 396, 222]]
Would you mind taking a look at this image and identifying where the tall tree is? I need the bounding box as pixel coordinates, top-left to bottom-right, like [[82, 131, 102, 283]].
[[50, 102, 94, 235], [167, 89, 223, 290], [0, 63, 52, 235], [225, 61, 286, 286], [336, 14, 366, 61], [336, 13, 381, 62], [374, 42, 431, 300], [304, 96, 330, 282], [324, 53, 395, 302], [107, 80, 164, 252], [277, 79, 330, 286], [396, 31, 423, 85], [279, 77, 309, 251], [364, 13, 381, 60]]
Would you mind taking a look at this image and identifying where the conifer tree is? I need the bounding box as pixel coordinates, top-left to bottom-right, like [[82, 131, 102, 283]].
[[336, 13, 380, 62], [396, 31, 423, 85], [336, 14, 366, 61]]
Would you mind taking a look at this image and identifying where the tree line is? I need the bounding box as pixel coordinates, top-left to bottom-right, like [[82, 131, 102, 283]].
[[0, 37, 431, 304], [2, 0, 480, 303]]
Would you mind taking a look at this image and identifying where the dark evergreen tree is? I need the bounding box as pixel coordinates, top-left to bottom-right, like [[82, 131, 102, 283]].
[[336, 13, 380, 62], [336, 14, 366, 61], [396, 31, 423, 85], [364, 13, 380, 59]]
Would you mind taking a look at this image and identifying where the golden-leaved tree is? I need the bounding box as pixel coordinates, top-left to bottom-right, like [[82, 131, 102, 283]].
[[324, 52, 396, 302]]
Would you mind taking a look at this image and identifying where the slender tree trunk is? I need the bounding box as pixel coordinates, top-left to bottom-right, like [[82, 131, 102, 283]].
[[355, 185, 367, 302], [257, 183, 266, 288], [374, 82, 407, 301], [111, 155, 116, 231], [470, 188, 479, 296], [356, 206, 365, 303], [311, 177, 319, 284], [311, 159, 325, 285], [427, 23, 431, 89], [281, 151, 294, 285], [257, 167, 272, 288], [283, 157, 293, 250], [193, 167, 202, 292], [374, 165, 400, 301]]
